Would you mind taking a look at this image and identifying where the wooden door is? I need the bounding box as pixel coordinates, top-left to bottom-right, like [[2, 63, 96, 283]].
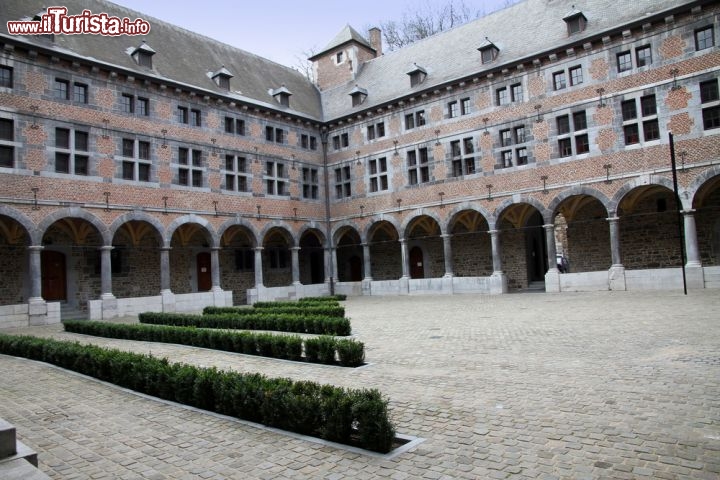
[[409, 246, 424, 279], [41, 250, 67, 301], [196, 252, 212, 291]]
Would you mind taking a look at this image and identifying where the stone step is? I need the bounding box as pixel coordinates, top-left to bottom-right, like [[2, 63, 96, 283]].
[[0, 440, 38, 467], [0, 458, 51, 480], [0, 419, 17, 459]]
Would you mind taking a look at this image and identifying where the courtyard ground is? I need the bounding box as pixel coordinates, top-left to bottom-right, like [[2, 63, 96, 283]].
[[1, 290, 719, 479]]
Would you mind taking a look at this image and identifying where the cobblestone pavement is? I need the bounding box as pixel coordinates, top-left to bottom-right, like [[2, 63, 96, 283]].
[[1, 290, 719, 480]]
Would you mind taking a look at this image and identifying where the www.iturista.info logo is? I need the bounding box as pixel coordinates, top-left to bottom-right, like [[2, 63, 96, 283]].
[[7, 6, 151, 36]]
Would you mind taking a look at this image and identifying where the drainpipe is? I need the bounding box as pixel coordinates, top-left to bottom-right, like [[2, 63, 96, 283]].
[[320, 127, 335, 295]]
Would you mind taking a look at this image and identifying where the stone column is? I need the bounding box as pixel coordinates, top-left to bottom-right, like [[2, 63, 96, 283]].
[[399, 238, 409, 278], [682, 210, 701, 267], [682, 210, 705, 289], [331, 248, 339, 282], [607, 216, 626, 291], [362, 243, 372, 281], [441, 234, 454, 277], [290, 246, 301, 285], [543, 224, 560, 293], [489, 230, 503, 274], [27, 245, 44, 301], [254, 247, 264, 288], [210, 247, 222, 292], [99, 245, 115, 299], [324, 247, 332, 283], [160, 247, 172, 292]]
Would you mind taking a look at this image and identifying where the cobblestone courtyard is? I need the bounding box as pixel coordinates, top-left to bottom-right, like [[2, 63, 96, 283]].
[[1, 290, 719, 479]]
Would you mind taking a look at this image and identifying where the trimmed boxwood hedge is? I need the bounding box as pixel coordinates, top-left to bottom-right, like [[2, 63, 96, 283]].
[[139, 312, 351, 336], [0, 334, 393, 452], [206, 305, 345, 318], [63, 321, 365, 367]]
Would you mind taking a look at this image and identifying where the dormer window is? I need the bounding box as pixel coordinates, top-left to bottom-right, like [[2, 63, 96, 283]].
[[32, 10, 54, 42], [478, 38, 499, 64], [211, 66, 233, 91], [131, 41, 156, 68], [407, 63, 427, 87], [271, 85, 292, 108], [563, 7, 587, 35], [349, 85, 368, 107]]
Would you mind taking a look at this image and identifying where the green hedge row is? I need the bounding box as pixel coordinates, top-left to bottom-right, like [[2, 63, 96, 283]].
[[64, 321, 364, 367], [0, 334, 393, 452], [205, 305, 345, 318], [302, 295, 347, 302], [139, 312, 351, 336]]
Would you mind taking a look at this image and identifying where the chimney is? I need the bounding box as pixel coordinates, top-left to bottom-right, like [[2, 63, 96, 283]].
[[369, 27, 382, 57]]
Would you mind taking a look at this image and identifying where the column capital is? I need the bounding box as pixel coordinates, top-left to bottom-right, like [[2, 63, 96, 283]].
[[542, 223, 555, 230], [254, 246, 264, 252], [211, 246, 222, 251], [440, 233, 452, 239], [606, 216, 620, 223], [681, 209, 696, 216], [99, 245, 114, 252], [28, 245, 44, 252], [290, 246, 301, 252], [160, 246, 172, 252], [488, 229, 500, 235]]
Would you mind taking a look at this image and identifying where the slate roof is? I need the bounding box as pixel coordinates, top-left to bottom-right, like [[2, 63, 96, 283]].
[[318, 0, 695, 120], [0, 0, 323, 119], [309, 24, 375, 61]]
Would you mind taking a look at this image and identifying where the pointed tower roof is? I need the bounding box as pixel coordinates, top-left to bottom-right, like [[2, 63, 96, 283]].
[[309, 25, 375, 61]]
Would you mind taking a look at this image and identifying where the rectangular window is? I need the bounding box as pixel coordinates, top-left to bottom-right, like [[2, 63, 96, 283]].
[[177, 106, 188, 124], [334, 165, 351, 198], [623, 95, 658, 145], [556, 115, 570, 135], [225, 117, 245, 135], [367, 124, 376, 140], [275, 128, 285, 144], [266, 126, 274, 142], [624, 124, 639, 144], [224, 154, 249, 192], [448, 101, 458, 118], [190, 109, 201, 127], [178, 148, 203, 187], [501, 150, 513, 168], [407, 147, 429, 185], [54, 78, 69, 100], [516, 147, 528, 165], [640, 95, 657, 116], [500, 129, 512, 147], [121, 138, 151, 182], [302, 167, 319, 199], [496, 87, 508, 106], [376, 122, 385, 137], [73, 83, 88, 103], [569, 66, 583, 86], [340, 132, 348, 147], [55, 152, 70, 173], [452, 137, 476, 176], [56, 128, 70, 149], [514, 126, 526, 143], [553, 71, 567, 90], [617, 51, 632, 72], [643, 119, 660, 141], [332, 135, 340, 150], [695, 26, 715, 51], [265, 161, 289, 196], [301, 133, 309, 148], [636, 46, 652, 67], [310, 136, 317, 150], [573, 111, 587, 131], [700, 80, 719, 103], [405, 113, 415, 129], [0, 66, 12, 88], [121, 94, 134, 114], [558, 138, 572, 157], [461, 98, 471, 115], [622, 100, 637, 120], [0, 119, 13, 168], [450, 140, 461, 157], [235, 249, 254, 271], [703, 106, 720, 130], [368, 157, 388, 192], [137, 97, 149, 116], [511, 83, 522, 102], [575, 134, 589, 154]]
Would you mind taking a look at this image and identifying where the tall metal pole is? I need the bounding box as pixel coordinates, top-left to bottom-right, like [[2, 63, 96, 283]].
[[669, 133, 687, 295], [320, 127, 335, 295]]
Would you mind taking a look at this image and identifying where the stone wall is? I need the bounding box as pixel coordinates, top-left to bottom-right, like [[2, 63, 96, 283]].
[[0, 245, 26, 303], [620, 193, 681, 269], [370, 241, 402, 280], [565, 201, 611, 272], [451, 231, 493, 277], [500, 225, 528, 290]]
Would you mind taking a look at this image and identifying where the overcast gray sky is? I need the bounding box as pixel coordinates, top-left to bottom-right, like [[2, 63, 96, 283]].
[[110, 0, 519, 69]]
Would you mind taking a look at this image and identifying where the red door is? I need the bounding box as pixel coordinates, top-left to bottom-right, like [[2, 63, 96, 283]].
[[41, 250, 67, 301], [196, 252, 212, 291], [409, 246, 424, 279]]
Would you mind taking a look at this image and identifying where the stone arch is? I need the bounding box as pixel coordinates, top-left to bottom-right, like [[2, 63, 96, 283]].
[[366, 218, 402, 281], [37, 207, 111, 245], [493, 196, 549, 228], [258, 222, 296, 247], [166, 214, 218, 248], [444, 203, 493, 233], [299, 227, 326, 285], [688, 165, 720, 208], [109, 211, 166, 244], [610, 174, 683, 214], [401, 209, 445, 237], [332, 221, 363, 245], [547, 186, 611, 219], [447, 207, 493, 278], [363, 215, 402, 242], [688, 167, 720, 266], [298, 224, 326, 247], [0, 205, 36, 244], [217, 218, 259, 248]]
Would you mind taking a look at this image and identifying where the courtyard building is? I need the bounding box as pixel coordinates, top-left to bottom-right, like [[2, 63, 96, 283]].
[[0, 0, 719, 325]]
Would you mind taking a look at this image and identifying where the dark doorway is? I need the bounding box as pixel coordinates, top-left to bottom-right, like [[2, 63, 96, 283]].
[[348, 255, 362, 281], [310, 251, 325, 284], [525, 211, 548, 282], [409, 246, 424, 279], [41, 250, 67, 301], [196, 252, 212, 291]]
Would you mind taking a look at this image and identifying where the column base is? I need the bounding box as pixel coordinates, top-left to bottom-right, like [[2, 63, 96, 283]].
[[161, 289, 176, 312], [101, 295, 118, 320], [398, 276, 409, 295], [685, 265, 705, 290], [441, 275, 454, 294], [608, 265, 626, 291], [489, 272, 508, 294], [544, 269, 561, 293], [28, 298, 47, 326], [361, 278, 372, 296]]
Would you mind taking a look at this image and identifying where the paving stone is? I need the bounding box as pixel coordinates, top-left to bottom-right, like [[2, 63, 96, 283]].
[[0, 291, 718, 479]]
